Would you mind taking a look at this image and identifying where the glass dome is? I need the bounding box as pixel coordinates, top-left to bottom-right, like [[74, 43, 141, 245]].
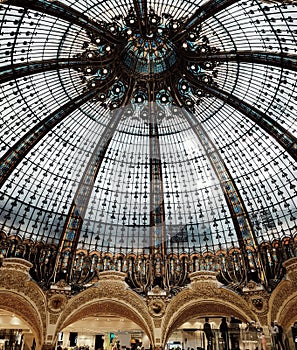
[[0, 0, 297, 293]]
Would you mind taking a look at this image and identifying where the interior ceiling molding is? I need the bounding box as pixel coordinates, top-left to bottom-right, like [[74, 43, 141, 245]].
[[0, 0, 296, 295]]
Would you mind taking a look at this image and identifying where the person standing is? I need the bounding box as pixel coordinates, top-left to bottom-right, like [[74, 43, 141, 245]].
[[203, 318, 214, 350], [220, 317, 229, 350], [229, 317, 241, 350], [270, 321, 278, 350], [258, 332, 267, 350], [292, 321, 297, 350], [274, 321, 285, 350]]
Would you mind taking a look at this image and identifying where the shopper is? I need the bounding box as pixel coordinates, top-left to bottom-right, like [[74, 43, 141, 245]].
[[219, 317, 229, 350], [292, 322, 297, 350], [203, 318, 214, 350]]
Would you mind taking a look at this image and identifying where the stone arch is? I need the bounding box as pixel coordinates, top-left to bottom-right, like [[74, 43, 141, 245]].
[[269, 257, 297, 332], [55, 272, 155, 346], [273, 291, 297, 331], [162, 272, 258, 346], [163, 298, 256, 344], [0, 291, 43, 349], [59, 300, 153, 340], [0, 258, 47, 348]]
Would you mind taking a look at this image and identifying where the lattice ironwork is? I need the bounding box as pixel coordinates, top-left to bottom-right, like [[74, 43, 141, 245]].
[[0, 0, 297, 295]]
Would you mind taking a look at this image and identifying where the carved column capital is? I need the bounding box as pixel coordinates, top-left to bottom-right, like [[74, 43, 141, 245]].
[[2, 257, 33, 273]]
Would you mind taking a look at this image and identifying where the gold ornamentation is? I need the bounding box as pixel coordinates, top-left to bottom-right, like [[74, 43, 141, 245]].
[[242, 283, 269, 316], [48, 294, 67, 313], [55, 277, 155, 345], [246, 281, 257, 290], [268, 259, 297, 329], [189, 271, 218, 282], [99, 271, 126, 281], [247, 295, 268, 314], [49, 280, 72, 296], [0, 292, 43, 347], [161, 278, 258, 345], [49, 313, 60, 325], [0, 258, 47, 344], [283, 257, 297, 282], [147, 285, 167, 296], [153, 319, 162, 328], [148, 299, 166, 317], [1, 257, 297, 347]]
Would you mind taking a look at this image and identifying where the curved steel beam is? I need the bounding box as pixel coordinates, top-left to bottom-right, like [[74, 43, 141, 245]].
[[132, 0, 148, 34], [52, 79, 135, 283], [4, 0, 121, 44], [53, 108, 124, 283], [0, 88, 99, 188], [0, 57, 114, 84], [169, 73, 267, 284], [148, 103, 168, 290], [181, 107, 267, 284], [183, 50, 297, 71], [169, 74, 257, 242], [184, 73, 297, 162], [171, 0, 238, 42]]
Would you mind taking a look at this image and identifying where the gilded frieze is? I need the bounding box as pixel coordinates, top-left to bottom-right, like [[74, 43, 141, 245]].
[[269, 258, 297, 330], [162, 272, 258, 344], [55, 272, 155, 344], [0, 258, 47, 344]]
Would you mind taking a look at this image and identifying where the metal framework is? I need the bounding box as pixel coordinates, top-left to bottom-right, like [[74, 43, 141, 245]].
[[53, 109, 124, 284], [0, 58, 114, 84], [132, 0, 148, 34], [181, 107, 268, 286], [171, 0, 239, 41], [0, 0, 297, 295], [184, 72, 297, 162], [0, 88, 99, 188], [183, 51, 297, 72], [5, 0, 121, 43]]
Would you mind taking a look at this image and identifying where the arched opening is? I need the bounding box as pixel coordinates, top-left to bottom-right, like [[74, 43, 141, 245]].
[[0, 292, 43, 349], [163, 299, 263, 350], [270, 291, 297, 350], [0, 309, 37, 350], [57, 300, 154, 350], [57, 316, 150, 350]]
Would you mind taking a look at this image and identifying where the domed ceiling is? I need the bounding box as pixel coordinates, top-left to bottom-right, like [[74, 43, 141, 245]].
[[0, 0, 297, 291]]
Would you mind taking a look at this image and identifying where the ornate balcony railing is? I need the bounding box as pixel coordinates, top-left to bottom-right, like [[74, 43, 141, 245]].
[[1, 231, 296, 296]]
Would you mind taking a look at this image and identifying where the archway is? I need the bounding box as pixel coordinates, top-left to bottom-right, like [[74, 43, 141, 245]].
[[56, 300, 153, 350], [0, 309, 36, 350], [0, 293, 43, 350], [164, 301, 259, 350], [162, 272, 260, 350], [58, 315, 150, 350], [59, 300, 153, 342], [54, 273, 155, 349], [268, 258, 297, 349], [0, 258, 46, 349]]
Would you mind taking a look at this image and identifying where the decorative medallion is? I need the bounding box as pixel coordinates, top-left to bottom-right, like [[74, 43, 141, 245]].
[[148, 298, 166, 317], [48, 294, 67, 313], [248, 295, 268, 314]]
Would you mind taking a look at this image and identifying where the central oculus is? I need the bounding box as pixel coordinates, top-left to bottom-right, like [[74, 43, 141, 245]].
[[78, 8, 219, 109], [122, 33, 177, 78]]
